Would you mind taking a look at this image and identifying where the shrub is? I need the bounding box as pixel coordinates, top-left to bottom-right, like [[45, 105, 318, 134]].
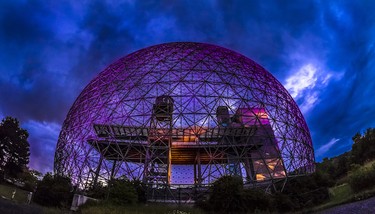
[[86, 182, 108, 199], [204, 176, 273, 213], [208, 176, 244, 213], [281, 174, 329, 209], [348, 163, 375, 192], [18, 169, 40, 192], [132, 180, 147, 203], [272, 192, 295, 212], [33, 173, 73, 208], [108, 178, 137, 205], [86, 179, 145, 203], [242, 188, 273, 212]]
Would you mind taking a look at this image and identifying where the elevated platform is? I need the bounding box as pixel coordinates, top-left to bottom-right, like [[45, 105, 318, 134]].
[[88, 124, 276, 165]]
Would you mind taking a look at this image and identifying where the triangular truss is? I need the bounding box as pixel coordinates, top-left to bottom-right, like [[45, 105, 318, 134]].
[[54, 42, 315, 203]]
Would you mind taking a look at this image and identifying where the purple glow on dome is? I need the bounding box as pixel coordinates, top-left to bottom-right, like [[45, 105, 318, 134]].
[[54, 42, 314, 191]]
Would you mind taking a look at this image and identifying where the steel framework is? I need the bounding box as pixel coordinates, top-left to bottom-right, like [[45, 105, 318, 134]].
[[54, 42, 314, 202]]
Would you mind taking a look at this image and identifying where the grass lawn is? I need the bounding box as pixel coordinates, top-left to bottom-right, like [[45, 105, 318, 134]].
[[329, 183, 352, 205], [0, 183, 71, 213], [0, 197, 71, 214], [80, 202, 204, 214], [0, 183, 29, 203], [0, 182, 204, 214]]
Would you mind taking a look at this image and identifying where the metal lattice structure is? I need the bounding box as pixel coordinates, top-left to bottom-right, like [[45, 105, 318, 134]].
[[54, 42, 314, 201]]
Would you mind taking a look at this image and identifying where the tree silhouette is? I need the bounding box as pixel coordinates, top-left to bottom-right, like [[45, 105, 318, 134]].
[[0, 116, 30, 179], [352, 128, 375, 164], [33, 173, 73, 207]]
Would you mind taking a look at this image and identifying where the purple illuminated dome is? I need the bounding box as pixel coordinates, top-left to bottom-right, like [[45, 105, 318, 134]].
[[55, 42, 314, 199]]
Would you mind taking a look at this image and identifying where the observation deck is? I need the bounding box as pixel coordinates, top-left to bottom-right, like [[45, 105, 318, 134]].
[[88, 124, 275, 164]]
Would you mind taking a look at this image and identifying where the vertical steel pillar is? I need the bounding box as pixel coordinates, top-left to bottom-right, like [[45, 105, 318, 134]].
[[197, 149, 202, 184], [93, 155, 103, 187], [110, 160, 117, 180]]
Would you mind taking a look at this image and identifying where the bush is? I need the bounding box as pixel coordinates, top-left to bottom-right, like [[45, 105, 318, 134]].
[[281, 174, 329, 209], [132, 180, 147, 203], [272, 192, 295, 212], [85, 179, 145, 203], [203, 176, 273, 213], [108, 178, 137, 205], [348, 163, 375, 192], [208, 176, 244, 213], [18, 169, 40, 192], [33, 173, 73, 208], [86, 182, 108, 199], [242, 188, 273, 212]]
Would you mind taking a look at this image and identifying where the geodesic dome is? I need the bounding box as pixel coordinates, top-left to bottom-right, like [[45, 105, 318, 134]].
[[54, 42, 314, 194]]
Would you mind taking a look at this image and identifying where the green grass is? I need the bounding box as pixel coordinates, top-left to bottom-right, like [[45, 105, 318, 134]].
[[311, 183, 352, 211], [329, 183, 352, 204], [0, 183, 29, 203], [1, 182, 201, 214], [0, 183, 71, 213], [80, 201, 204, 214]]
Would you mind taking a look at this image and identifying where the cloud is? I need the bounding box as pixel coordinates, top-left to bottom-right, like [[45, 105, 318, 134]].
[[283, 63, 339, 114], [0, 0, 374, 171], [316, 138, 340, 157], [300, 92, 319, 113], [285, 64, 318, 98]]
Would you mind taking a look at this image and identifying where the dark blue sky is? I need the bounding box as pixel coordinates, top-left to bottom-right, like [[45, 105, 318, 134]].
[[1, 0, 374, 174]]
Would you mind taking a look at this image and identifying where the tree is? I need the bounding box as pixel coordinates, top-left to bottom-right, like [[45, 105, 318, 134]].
[[351, 128, 375, 164], [18, 169, 42, 191], [0, 117, 30, 179], [33, 173, 73, 208]]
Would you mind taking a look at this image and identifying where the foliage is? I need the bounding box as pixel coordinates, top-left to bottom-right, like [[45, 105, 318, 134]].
[[281, 173, 330, 210], [351, 128, 375, 164], [107, 178, 137, 205], [207, 176, 244, 213], [272, 192, 295, 212], [316, 153, 350, 186], [33, 173, 73, 208], [200, 175, 330, 213], [242, 188, 272, 212], [86, 182, 108, 199], [202, 176, 273, 213], [18, 169, 41, 191], [0, 117, 30, 179], [335, 155, 350, 178], [315, 128, 375, 188], [348, 163, 375, 192], [85, 179, 146, 205], [132, 179, 147, 203]]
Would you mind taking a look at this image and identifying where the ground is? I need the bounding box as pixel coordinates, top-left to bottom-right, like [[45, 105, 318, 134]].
[[0, 198, 43, 214]]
